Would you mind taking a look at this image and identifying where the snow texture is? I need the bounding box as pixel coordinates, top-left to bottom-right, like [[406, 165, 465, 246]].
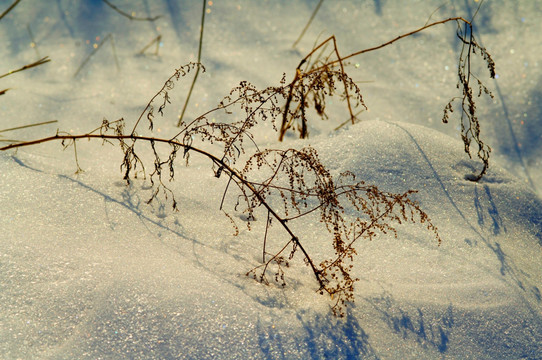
[[1, 1, 541, 359]]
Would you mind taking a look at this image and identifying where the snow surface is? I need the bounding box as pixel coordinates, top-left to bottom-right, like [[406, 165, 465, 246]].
[[1, 1, 541, 359]]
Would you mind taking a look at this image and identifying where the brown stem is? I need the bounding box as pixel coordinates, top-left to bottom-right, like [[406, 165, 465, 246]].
[[0, 56, 50, 80], [310, 17, 470, 74], [329, 36, 355, 124], [177, 0, 207, 127], [0, 0, 21, 21], [1, 133, 326, 288]]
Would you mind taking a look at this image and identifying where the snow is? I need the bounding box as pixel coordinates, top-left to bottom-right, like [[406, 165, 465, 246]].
[[1, 1, 541, 359]]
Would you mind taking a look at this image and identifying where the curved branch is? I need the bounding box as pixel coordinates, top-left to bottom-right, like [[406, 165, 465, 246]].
[[0, 133, 326, 288]]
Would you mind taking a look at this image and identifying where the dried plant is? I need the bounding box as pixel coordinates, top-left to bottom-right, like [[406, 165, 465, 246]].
[[241, 148, 440, 315], [279, 34, 364, 141], [0, 2, 500, 317], [2, 12, 498, 315], [1, 55, 444, 316], [279, 17, 495, 180], [442, 21, 495, 180]]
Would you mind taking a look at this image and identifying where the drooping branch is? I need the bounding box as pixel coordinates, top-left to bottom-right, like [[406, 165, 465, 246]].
[[279, 16, 494, 181], [0, 132, 326, 289], [3, 29, 454, 314]]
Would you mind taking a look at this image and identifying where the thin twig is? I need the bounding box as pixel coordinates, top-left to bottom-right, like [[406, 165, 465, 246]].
[[132, 65, 204, 135], [219, 174, 233, 210], [102, 0, 161, 21], [330, 36, 355, 124], [424, 2, 448, 26], [0, 120, 58, 134], [315, 17, 470, 71], [0, 0, 22, 21], [0, 56, 50, 80], [263, 210, 270, 262], [27, 24, 41, 59], [333, 110, 364, 131], [292, 0, 324, 49], [177, 0, 206, 127], [72, 140, 84, 174], [138, 35, 162, 55]]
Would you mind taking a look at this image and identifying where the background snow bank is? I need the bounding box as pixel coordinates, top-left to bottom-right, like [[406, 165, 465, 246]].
[[1, 0, 541, 359]]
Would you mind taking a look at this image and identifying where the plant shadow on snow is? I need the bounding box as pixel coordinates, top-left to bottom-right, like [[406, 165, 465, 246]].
[[59, 174, 197, 243], [469, 180, 542, 306], [55, 0, 76, 38], [256, 307, 380, 360], [55, 173, 246, 281], [473, 184, 506, 236], [388, 125, 542, 309], [164, 0, 189, 44], [9, 155, 45, 173], [487, 74, 542, 194], [460, 0, 542, 194], [469, 162, 542, 246], [495, 77, 542, 186], [517, 82, 542, 162], [471, 181, 542, 304], [9, 155, 212, 259], [372, 0, 383, 16], [368, 293, 454, 354]]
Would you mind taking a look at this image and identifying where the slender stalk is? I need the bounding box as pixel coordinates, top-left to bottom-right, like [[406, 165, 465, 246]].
[[27, 24, 41, 59], [138, 35, 162, 55], [314, 17, 470, 72], [263, 210, 270, 262], [0, 0, 22, 21], [292, 0, 324, 48], [0, 56, 50, 80], [330, 36, 355, 124], [177, 0, 207, 127], [0, 120, 57, 134]]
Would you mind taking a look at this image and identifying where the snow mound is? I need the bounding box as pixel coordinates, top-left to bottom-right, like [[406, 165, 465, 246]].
[[1, 121, 541, 359], [311, 120, 542, 359]]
